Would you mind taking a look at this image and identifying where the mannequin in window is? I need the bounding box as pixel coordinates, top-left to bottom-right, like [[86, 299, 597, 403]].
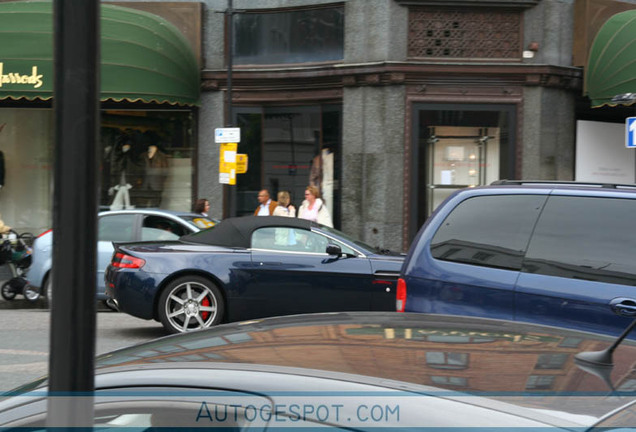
[[320, 143, 334, 221], [109, 134, 143, 210], [308, 143, 334, 220], [309, 150, 322, 190], [139, 133, 169, 208]]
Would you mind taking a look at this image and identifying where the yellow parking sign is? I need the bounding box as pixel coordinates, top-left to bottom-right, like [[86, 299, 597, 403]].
[[219, 142, 237, 185], [236, 154, 248, 174]]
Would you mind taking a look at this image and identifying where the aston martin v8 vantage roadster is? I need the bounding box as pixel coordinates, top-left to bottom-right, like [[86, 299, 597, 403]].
[[106, 216, 404, 333]]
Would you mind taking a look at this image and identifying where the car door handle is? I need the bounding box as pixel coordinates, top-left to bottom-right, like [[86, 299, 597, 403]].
[[374, 271, 399, 280], [610, 298, 636, 317]]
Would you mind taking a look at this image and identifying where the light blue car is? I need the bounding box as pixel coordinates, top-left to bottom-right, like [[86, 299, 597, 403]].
[[27, 209, 217, 307]]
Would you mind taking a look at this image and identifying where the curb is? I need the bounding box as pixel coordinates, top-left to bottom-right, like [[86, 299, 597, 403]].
[[0, 298, 113, 311], [0, 298, 49, 310]]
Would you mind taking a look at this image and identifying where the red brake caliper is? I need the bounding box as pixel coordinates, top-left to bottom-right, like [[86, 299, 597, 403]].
[[201, 295, 210, 320]]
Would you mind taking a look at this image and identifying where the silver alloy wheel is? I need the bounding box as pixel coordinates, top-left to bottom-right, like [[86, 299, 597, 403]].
[[23, 282, 40, 302], [158, 277, 223, 334]]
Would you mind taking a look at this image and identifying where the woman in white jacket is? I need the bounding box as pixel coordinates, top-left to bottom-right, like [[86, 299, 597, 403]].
[[298, 185, 333, 228]]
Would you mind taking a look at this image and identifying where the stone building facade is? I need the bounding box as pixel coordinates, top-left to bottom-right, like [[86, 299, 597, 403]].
[[6, 0, 633, 252], [192, 0, 583, 251]]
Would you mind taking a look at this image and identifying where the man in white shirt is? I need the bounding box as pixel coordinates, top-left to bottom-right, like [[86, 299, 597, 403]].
[[254, 189, 277, 216]]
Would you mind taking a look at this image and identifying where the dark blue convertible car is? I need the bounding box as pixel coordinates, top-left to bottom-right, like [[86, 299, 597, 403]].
[[106, 216, 404, 333]]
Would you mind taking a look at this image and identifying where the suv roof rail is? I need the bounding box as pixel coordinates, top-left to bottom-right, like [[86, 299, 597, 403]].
[[491, 180, 636, 189]]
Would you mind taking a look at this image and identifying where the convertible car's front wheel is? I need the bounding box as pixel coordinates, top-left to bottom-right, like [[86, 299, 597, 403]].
[[158, 276, 224, 334]]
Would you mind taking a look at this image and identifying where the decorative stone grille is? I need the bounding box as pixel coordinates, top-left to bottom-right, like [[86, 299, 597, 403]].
[[408, 8, 521, 59]]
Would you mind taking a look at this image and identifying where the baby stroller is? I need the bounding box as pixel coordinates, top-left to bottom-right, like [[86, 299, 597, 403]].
[[0, 230, 39, 302]]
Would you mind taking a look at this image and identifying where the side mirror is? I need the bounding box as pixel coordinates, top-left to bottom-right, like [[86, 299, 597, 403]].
[[326, 244, 342, 256]]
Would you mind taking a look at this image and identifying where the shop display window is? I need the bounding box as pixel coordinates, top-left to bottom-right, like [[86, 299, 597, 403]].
[[100, 110, 194, 212], [232, 105, 341, 227], [0, 109, 194, 235], [0, 109, 52, 235]]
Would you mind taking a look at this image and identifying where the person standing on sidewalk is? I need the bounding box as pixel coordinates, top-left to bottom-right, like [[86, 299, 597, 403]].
[[254, 189, 277, 216], [298, 185, 332, 227], [273, 191, 296, 217]]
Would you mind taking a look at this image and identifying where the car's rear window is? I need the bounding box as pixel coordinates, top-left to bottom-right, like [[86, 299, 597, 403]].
[[430, 194, 547, 270]]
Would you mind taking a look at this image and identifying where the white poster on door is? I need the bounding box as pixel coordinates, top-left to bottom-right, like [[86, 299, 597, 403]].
[[575, 120, 635, 183]]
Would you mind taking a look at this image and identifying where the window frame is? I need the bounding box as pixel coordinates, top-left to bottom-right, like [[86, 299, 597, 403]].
[[425, 351, 469, 370], [232, 4, 345, 66]]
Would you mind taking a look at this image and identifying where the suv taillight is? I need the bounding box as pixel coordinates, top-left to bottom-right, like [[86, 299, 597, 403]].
[[396, 278, 407, 312], [112, 252, 145, 269]]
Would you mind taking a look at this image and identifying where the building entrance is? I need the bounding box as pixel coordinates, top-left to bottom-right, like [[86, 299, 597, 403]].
[[411, 104, 516, 242]]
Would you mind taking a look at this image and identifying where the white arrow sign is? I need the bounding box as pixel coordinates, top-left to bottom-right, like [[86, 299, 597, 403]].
[[626, 117, 636, 148]]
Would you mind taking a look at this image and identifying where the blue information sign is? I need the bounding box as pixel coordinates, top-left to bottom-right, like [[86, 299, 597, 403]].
[[626, 117, 636, 148]]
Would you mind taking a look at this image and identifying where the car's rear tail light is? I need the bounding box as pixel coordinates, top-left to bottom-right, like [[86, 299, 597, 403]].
[[396, 278, 407, 312], [112, 252, 145, 269]]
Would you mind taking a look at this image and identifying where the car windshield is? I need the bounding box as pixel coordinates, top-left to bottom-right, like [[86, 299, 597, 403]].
[[178, 216, 217, 230]]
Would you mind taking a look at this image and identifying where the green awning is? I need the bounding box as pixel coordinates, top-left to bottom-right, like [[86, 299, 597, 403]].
[[0, 1, 199, 106], [585, 9, 636, 108]]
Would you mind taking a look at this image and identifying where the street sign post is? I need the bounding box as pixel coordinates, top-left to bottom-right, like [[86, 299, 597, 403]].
[[626, 117, 636, 148], [215, 127, 241, 144], [216, 128, 243, 185]]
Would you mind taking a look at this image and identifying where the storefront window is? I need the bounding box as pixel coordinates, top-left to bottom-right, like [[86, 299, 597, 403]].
[[100, 110, 194, 212], [0, 109, 194, 235], [233, 105, 341, 227], [0, 109, 53, 235], [233, 6, 344, 65]]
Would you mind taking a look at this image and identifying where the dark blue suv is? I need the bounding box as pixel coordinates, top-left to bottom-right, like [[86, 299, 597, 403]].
[[398, 181, 636, 338]]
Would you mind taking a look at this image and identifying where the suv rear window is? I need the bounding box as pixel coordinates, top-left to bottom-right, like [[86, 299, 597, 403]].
[[430, 195, 547, 270], [522, 196, 636, 285]]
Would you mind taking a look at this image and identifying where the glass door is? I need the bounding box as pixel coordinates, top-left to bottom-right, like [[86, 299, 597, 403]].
[[410, 104, 516, 244], [427, 126, 500, 214]]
